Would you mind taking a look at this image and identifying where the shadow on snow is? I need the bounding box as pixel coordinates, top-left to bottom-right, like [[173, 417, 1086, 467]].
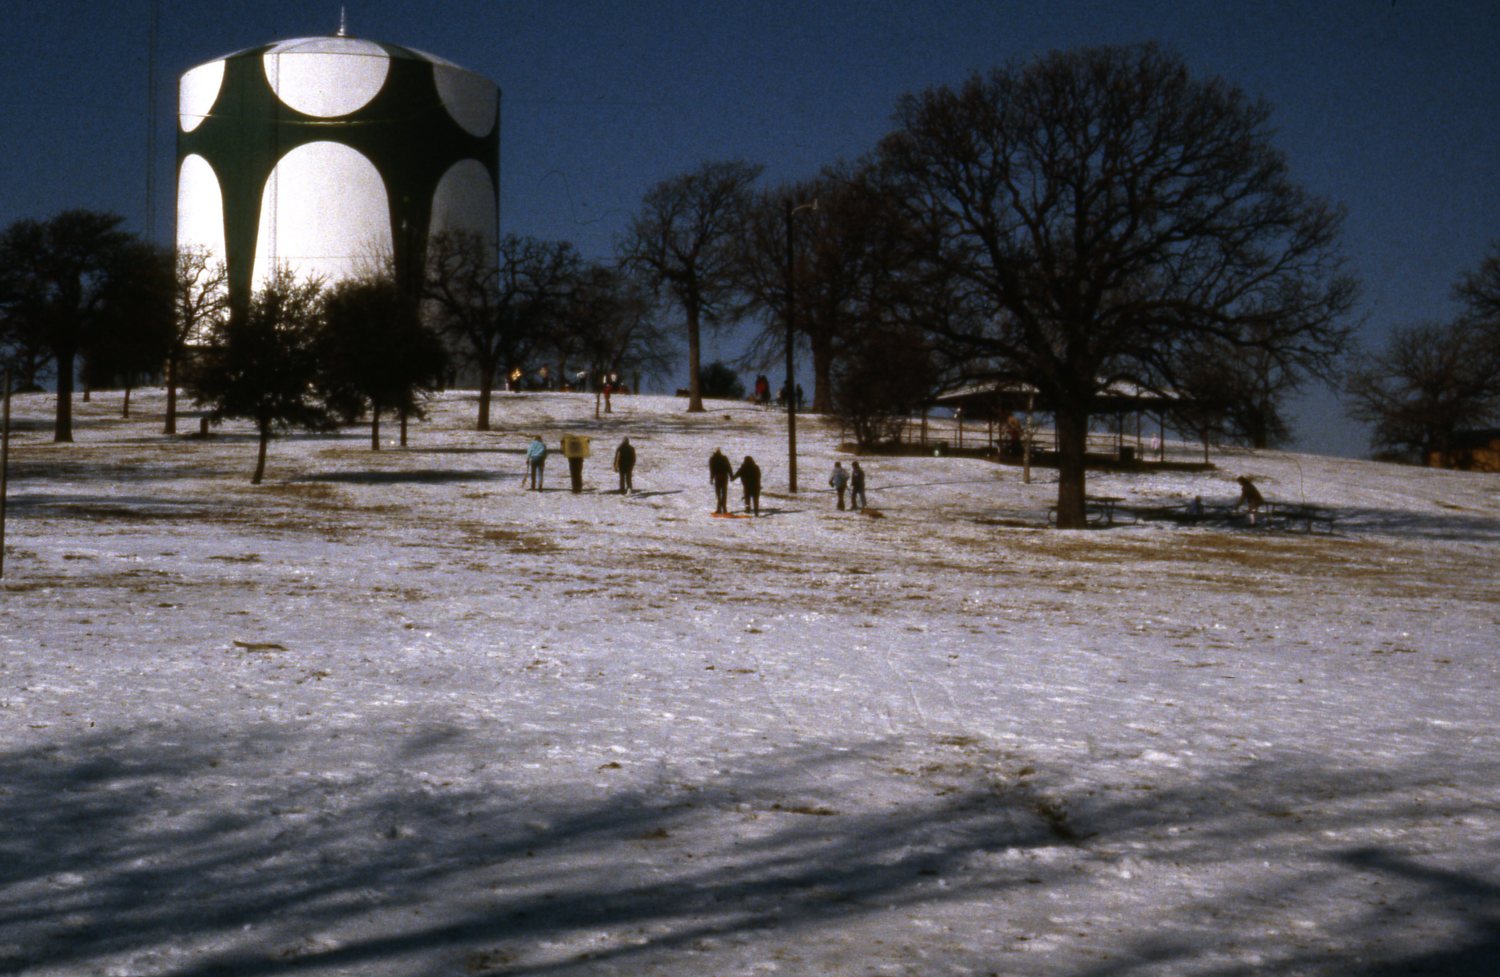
[[0, 725, 1495, 976]]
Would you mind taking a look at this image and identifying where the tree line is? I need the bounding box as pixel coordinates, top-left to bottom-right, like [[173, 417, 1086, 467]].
[[3, 43, 1494, 525], [0, 220, 674, 483]]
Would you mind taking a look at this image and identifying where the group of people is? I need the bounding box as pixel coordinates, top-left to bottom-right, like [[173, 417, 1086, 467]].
[[525, 435, 637, 495], [709, 450, 867, 516], [827, 460, 868, 511], [708, 449, 761, 515], [529, 435, 869, 516]]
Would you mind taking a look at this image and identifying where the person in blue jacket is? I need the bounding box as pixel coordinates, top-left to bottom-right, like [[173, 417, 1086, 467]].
[[526, 436, 548, 491]]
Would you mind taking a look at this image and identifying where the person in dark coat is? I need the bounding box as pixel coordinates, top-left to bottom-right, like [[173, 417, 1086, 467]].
[[709, 448, 733, 514], [849, 461, 867, 511], [733, 455, 762, 515], [613, 437, 636, 494]]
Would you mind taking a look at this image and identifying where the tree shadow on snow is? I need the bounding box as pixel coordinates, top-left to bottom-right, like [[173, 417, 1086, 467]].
[[0, 728, 1495, 976], [295, 469, 518, 486], [1315, 504, 1500, 543]]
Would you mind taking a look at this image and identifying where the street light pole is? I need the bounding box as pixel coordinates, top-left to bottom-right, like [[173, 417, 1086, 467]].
[[783, 196, 817, 494], [784, 197, 798, 493], [1, 370, 10, 578]]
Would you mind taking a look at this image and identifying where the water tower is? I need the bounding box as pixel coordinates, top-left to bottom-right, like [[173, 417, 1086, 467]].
[[176, 28, 499, 311]]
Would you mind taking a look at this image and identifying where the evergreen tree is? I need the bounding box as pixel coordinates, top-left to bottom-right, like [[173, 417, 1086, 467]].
[[190, 267, 330, 484]]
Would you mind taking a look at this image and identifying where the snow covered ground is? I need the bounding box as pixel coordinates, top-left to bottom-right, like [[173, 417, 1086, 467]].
[[2, 388, 1497, 977]]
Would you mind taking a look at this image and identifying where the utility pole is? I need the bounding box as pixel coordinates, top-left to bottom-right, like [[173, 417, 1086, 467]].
[[783, 197, 817, 493], [784, 198, 798, 493], [145, 0, 160, 240], [2, 371, 10, 578]]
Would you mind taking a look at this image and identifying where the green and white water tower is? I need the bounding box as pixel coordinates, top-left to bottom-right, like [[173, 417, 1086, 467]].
[[176, 28, 499, 309]]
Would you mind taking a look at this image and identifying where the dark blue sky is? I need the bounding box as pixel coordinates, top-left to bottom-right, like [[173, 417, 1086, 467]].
[[4, 0, 1496, 455]]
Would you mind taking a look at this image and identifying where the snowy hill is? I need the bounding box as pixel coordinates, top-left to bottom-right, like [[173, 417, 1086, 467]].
[[2, 388, 1497, 976]]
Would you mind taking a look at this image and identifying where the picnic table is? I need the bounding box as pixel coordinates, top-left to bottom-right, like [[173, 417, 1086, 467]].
[[1264, 501, 1336, 533], [1124, 499, 1334, 532], [1046, 495, 1132, 527], [1087, 495, 1125, 526]]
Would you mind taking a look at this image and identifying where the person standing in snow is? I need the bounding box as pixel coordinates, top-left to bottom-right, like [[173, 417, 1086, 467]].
[[829, 461, 849, 510], [613, 437, 636, 494], [849, 460, 867, 511], [709, 448, 733, 514], [1236, 476, 1265, 526], [733, 455, 762, 515], [526, 436, 548, 491]]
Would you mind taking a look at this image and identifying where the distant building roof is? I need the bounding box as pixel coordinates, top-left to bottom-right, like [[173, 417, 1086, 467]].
[[931, 379, 1186, 417]]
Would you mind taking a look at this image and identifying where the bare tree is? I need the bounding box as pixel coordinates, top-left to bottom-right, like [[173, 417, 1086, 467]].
[[550, 263, 674, 388], [1172, 328, 1306, 449], [1345, 248, 1500, 463], [620, 159, 762, 412], [736, 167, 920, 414], [878, 44, 1356, 527], [166, 247, 229, 434], [1345, 317, 1500, 463], [425, 230, 579, 430], [834, 322, 940, 448], [1455, 242, 1500, 326]]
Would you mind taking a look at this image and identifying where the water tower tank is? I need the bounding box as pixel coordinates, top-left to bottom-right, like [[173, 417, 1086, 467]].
[[176, 33, 499, 309]]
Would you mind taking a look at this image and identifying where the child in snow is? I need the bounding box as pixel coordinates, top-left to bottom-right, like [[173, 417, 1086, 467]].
[[829, 461, 849, 510], [526, 436, 548, 491]]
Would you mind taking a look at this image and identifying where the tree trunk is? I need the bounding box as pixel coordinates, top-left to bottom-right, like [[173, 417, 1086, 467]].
[[122, 384, 131, 419], [1245, 404, 1269, 450], [1054, 406, 1090, 529], [400, 410, 409, 447], [685, 294, 704, 412], [164, 352, 178, 435], [371, 402, 381, 451], [811, 333, 834, 414], [476, 362, 494, 431], [54, 348, 76, 443], [252, 420, 270, 485]]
